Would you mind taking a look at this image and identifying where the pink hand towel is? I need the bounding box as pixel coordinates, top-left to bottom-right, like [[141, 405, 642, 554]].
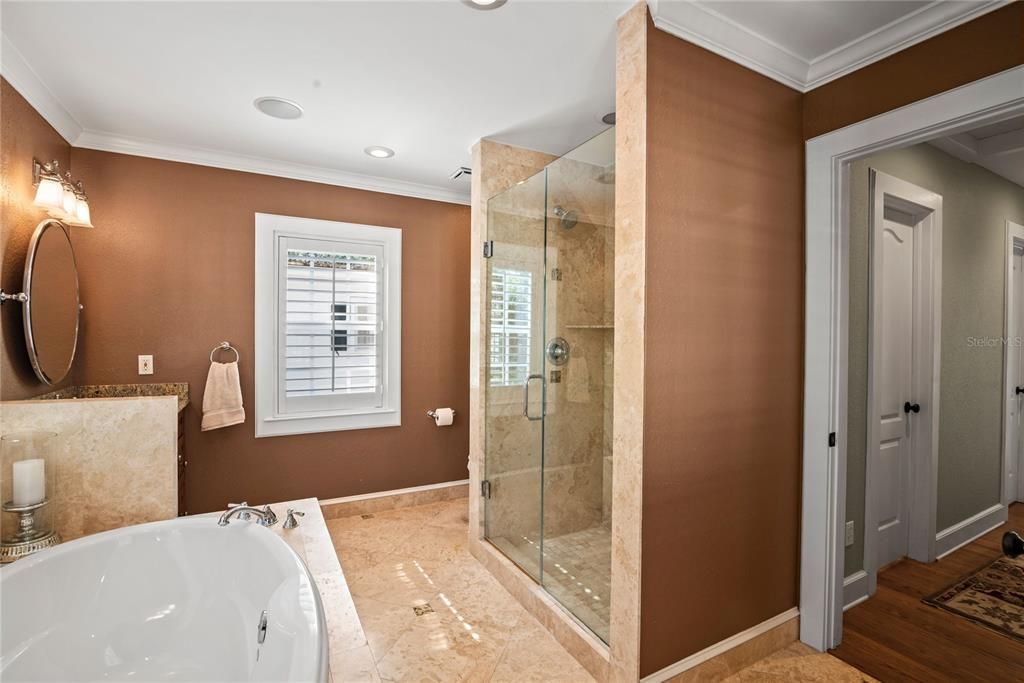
[[201, 360, 245, 430]]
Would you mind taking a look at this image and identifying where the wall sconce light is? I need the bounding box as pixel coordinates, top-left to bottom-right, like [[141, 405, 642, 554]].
[[32, 159, 94, 228]]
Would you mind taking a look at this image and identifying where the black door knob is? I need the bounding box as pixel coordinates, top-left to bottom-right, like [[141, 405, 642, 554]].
[[1016, 386, 1024, 395], [903, 402, 921, 414]]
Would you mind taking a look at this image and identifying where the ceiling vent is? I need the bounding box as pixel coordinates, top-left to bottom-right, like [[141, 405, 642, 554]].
[[449, 166, 472, 181]]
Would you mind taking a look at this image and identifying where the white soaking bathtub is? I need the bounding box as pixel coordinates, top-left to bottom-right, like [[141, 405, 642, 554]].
[[0, 516, 328, 682]]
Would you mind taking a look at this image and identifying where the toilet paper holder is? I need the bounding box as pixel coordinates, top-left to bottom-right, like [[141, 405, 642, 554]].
[[427, 409, 455, 420]]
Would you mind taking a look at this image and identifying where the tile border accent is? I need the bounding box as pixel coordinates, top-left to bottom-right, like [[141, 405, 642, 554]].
[[319, 479, 468, 519], [639, 609, 800, 683]]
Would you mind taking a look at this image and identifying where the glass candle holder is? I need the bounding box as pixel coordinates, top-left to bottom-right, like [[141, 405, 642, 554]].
[[1, 431, 60, 562]]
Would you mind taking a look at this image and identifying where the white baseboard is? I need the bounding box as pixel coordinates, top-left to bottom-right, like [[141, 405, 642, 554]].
[[843, 570, 869, 611], [935, 503, 1007, 559], [639, 607, 799, 683], [319, 479, 469, 506]]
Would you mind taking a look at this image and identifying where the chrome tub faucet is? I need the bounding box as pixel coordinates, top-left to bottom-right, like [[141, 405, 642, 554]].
[[218, 503, 278, 527]]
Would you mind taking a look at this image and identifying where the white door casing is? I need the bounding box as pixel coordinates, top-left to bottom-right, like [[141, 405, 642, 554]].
[[800, 64, 1024, 652], [864, 170, 942, 597], [1004, 221, 1024, 505]]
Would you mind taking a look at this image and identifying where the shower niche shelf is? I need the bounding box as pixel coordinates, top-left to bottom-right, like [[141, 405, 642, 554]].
[[566, 323, 614, 330]]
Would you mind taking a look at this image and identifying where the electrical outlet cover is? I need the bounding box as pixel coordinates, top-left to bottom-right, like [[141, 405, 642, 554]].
[[845, 520, 855, 547], [138, 355, 154, 375]]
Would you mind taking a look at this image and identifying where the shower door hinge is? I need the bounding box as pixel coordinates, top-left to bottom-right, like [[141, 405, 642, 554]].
[[483, 241, 494, 258], [480, 480, 492, 499], [828, 432, 836, 448]]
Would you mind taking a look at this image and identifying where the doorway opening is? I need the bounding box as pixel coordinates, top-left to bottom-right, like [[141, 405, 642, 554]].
[[800, 65, 1024, 653]]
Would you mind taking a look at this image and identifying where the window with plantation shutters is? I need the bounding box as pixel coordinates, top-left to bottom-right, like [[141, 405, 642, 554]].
[[255, 214, 401, 437], [489, 267, 532, 387]]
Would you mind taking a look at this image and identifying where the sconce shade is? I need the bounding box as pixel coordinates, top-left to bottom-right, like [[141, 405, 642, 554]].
[[32, 178, 64, 212], [73, 199, 94, 229], [61, 185, 78, 218]]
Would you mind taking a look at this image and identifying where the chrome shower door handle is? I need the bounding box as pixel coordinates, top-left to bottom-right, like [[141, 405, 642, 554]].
[[523, 374, 544, 421]]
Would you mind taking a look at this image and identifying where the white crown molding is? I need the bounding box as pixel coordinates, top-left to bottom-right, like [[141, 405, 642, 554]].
[[805, 0, 1009, 90], [0, 33, 82, 143], [74, 130, 470, 205], [648, 0, 1009, 93], [648, 0, 807, 91]]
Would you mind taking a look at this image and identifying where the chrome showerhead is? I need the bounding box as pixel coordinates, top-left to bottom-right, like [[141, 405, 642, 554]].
[[553, 205, 578, 230]]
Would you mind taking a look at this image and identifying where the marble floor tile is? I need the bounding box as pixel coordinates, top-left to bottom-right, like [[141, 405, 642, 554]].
[[489, 614, 595, 683], [325, 496, 873, 683], [328, 497, 595, 682], [723, 643, 877, 683]]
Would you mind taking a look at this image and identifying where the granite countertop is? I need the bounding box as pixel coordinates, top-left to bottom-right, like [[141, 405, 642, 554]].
[[34, 383, 190, 412]]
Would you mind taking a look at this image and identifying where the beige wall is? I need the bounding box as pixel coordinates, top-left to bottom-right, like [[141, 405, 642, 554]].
[[845, 143, 1024, 574]]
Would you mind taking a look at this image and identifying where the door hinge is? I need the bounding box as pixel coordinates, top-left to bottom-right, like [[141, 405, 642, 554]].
[[828, 432, 836, 448], [483, 241, 494, 258], [480, 480, 492, 499]]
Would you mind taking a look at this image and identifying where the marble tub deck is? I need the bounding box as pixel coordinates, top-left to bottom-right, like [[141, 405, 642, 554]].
[[322, 496, 872, 683]]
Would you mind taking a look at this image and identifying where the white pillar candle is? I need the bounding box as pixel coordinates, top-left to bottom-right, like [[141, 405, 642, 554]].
[[12, 459, 45, 506]]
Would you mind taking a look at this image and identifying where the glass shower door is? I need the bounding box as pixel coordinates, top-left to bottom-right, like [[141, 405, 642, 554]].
[[539, 128, 615, 642], [483, 170, 547, 581], [483, 127, 615, 643]]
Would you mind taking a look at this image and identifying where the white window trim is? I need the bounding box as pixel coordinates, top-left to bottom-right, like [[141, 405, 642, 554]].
[[255, 213, 401, 437]]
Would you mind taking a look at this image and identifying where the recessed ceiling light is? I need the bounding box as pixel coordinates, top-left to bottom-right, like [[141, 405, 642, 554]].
[[253, 96, 303, 120], [462, 0, 507, 10], [364, 146, 395, 159], [602, 112, 616, 125]]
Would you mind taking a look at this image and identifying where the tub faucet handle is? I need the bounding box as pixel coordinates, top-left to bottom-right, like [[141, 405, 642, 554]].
[[283, 508, 305, 529], [261, 505, 278, 526]]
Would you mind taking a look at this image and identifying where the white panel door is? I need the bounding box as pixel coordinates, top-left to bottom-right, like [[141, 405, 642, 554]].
[[1011, 246, 1024, 501], [874, 218, 914, 568]]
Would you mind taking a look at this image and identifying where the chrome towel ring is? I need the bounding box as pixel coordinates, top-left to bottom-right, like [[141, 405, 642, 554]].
[[210, 341, 240, 363]]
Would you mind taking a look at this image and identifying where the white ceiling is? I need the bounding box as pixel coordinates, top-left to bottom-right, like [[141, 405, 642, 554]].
[[1, 1, 629, 204], [931, 115, 1024, 188], [1, 1, 1008, 204]]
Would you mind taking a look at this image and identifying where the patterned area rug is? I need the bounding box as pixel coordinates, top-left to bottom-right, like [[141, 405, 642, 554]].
[[924, 555, 1024, 642]]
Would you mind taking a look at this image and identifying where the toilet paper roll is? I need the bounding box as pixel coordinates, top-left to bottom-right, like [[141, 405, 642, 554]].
[[432, 408, 454, 426]]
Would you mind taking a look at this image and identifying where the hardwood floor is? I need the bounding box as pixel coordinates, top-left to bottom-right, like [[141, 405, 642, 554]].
[[830, 503, 1024, 682]]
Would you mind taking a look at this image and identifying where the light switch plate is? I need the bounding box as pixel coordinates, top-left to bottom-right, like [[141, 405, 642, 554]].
[[138, 355, 154, 375], [845, 520, 855, 547]]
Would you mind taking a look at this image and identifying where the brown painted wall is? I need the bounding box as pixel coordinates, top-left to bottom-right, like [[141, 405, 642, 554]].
[[639, 25, 804, 677], [1, 80, 75, 400], [803, 2, 1024, 139], [63, 149, 470, 512]]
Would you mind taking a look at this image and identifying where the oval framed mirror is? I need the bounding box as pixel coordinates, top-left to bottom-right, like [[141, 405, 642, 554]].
[[23, 219, 80, 385]]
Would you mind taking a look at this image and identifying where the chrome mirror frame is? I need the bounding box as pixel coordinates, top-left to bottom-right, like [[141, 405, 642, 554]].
[[23, 219, 81, 385]]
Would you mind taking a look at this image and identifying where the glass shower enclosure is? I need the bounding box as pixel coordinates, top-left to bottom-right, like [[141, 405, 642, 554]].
[[483, 128, 614, 642]]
